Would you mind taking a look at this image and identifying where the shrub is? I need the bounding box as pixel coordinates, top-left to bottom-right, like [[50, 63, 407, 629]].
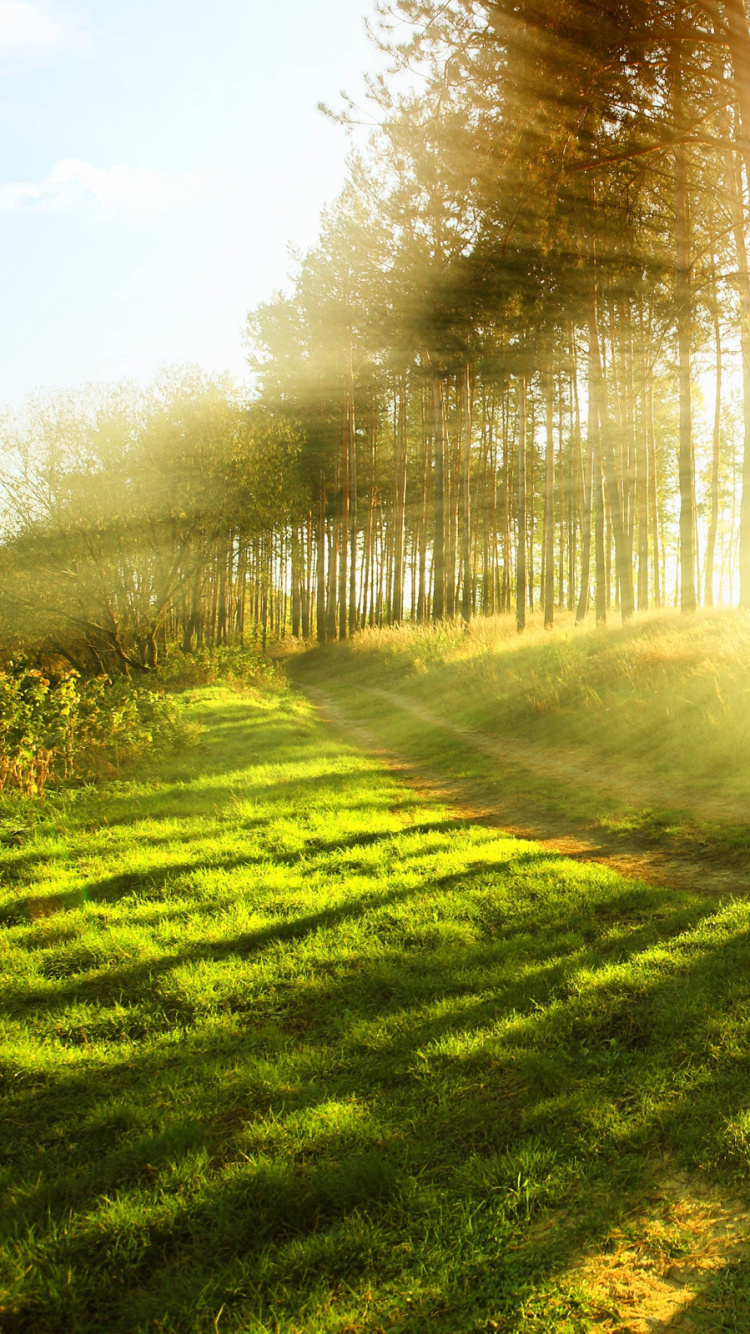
[[0, 667, 78, 796], [74, 676, 191, 777], [155, 644, 284, 692], [0, 664, 190, 797]]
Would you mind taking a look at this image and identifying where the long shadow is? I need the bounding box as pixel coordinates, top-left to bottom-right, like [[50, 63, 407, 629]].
[[0, 709, 392, 870], [0, 857, 257, 927], [0, 817, 463, 934], [93, 765, 410, 829], [4, 890, 739, 1171], [7, 694, 750, 1329], [4, 885, 749, 1330], [0, 878, 434, 1014], [0, 771, 427, 896]]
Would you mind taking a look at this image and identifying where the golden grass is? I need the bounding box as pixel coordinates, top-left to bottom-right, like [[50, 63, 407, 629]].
[[294, 607, 750, 807]]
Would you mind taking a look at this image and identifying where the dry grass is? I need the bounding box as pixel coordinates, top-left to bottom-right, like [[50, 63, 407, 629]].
[[296, 608, 750, 804], [567, 1167, 750, 1333]]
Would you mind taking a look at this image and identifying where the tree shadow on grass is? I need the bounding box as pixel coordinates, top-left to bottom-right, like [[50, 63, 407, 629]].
[[0, 815, 466, 936], [0, 704, 407, 872], [91, 763, 420, 830], [5, 823, 750, 1328], [0, 874, 441, 1014]]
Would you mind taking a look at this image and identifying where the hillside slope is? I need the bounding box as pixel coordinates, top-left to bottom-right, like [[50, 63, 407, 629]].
[[291, 610, 750, 862]]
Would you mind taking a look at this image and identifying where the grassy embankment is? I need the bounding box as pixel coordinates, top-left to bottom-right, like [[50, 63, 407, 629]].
[[2, 652, 750, 1331], [292, 608, 750, 865]]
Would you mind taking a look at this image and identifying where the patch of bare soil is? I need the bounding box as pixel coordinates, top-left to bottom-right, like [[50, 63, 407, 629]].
[[302, 686, 750, 899], [567, 1169, 750, 1332]]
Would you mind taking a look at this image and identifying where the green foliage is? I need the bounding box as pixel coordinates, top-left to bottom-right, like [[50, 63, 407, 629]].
[[0, 373, 305, 672], [155, 645, 286, 693], [0, 664, 189, 797], [74, 676, 191, 777], [0, 665, 78, 796]]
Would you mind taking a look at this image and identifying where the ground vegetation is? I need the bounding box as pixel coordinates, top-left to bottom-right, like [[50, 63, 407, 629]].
[[3, 682, 750, 1332]]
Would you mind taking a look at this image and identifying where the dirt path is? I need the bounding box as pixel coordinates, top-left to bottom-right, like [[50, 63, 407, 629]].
[[371, 686, 750, 827], [303, 684, 750, 899], [565, 1164, 750, 1332]]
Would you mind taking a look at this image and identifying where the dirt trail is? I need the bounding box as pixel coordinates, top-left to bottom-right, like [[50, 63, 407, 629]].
[[371, 686, 750, 827], [303, 684, 750, 899], [566, 1165, 750, 1332]]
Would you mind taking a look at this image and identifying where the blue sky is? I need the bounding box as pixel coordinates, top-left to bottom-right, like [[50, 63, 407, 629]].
[[0, 0, 375, 400]]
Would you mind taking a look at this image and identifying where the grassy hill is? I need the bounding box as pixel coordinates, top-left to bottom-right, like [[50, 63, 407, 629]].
[[291, 609, 750, 862], [2, 642, 750, 1330]]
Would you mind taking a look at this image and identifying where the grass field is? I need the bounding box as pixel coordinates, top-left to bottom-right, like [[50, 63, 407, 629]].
[[291, 609, 750, 863], [3, 673, 750, 1331]]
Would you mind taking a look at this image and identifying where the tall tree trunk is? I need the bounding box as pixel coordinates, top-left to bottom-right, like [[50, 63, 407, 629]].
[[300, 515, 311, 640], [328, 515, 339, 641], [577, 350, 595, 623], [528, 402, 535, 611], [674, 85, 697, 612], [446, 385, 458, 620], [339, 395, 350, 639], [517, 376, 528, 633], [543, 372, 555, 628], [432, 369, 447, 621], [461, 364, 473, 623], [705, 286, 722, 608], [594, 432, 607, 625], [568, 360, 578, 612], [347, 346, 358, 635], [418, 405, 431, 623], [291, 525, 301, 638], [557, 382, 566, 609], [588, 281, 634, 620], [725, 142, 750, 608], [316, 482, 327, 645], [392, 376, 408, 624], [502, 392, 512, 612], [636, 306, 650, 611], [645, 352, 662, 610]]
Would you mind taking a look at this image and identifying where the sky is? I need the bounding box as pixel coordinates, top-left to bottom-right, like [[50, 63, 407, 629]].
[[0, 0, 376, 402]]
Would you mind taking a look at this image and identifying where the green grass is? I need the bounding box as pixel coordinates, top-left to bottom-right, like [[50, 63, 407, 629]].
[[290, 608, 750, 859], [3, 682, 750, 1330]]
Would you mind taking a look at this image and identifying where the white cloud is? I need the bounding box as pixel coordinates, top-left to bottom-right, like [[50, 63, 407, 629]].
[[0, 1, 88, 62], [0, 159, 221, 223]]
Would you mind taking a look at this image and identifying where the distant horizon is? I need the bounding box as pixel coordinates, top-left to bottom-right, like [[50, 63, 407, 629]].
[[0, 0, 374, 405]]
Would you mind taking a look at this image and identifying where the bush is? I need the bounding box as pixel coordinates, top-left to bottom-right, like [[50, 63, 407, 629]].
[[155, 644, 284, 692], [74, 676, 191, 777], [0, 664, 190, 797], [0, 667, 78, 796]]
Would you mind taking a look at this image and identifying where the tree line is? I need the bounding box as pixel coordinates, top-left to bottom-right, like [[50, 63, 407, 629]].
[[249, 0, 750, 639], [4, 0, 750, 670], [0, 372, 304, 671]]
